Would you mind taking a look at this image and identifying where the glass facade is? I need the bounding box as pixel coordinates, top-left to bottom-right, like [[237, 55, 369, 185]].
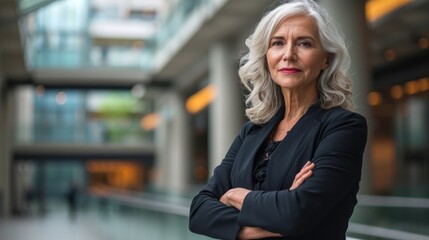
[[21, 0, 157, 70], [15, 86, 154, 145]]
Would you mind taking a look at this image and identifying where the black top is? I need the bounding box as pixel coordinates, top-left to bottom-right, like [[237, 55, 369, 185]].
[[253, 139, 281, 190]]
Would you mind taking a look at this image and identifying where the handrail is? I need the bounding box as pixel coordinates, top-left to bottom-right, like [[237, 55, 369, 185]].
[[89, 188, 191, 217], [89, 190, 429, 239], [91, 191, 429, 217], [348, 223, 429, 240], [357, 194, 429, 208]]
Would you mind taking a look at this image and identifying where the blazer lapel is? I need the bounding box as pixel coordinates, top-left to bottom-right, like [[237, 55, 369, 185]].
[[234, 107, 284, 189], [266, 104, 322, 190]]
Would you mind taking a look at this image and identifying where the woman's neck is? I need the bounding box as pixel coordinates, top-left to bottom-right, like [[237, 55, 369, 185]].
[[282, 89, 317, 120], [271, 88, 317, 142]]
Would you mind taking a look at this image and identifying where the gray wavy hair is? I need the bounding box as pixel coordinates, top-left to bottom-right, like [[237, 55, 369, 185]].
[[239, 0, 353, 124]]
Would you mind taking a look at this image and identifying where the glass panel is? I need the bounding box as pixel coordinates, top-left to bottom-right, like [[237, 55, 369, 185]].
[[15, 86, 154, 145]]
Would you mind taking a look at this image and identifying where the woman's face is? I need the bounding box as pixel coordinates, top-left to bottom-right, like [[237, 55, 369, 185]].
[[266, 14, 328, 92]]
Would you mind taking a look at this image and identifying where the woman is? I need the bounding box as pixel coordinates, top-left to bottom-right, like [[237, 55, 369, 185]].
[[189, 0, 367, 239]]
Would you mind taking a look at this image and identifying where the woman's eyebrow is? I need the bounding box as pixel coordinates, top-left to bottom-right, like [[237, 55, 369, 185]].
[[270, 35, 316, 41], [296, 36, 316, 42], [270, 36, 284, 40]]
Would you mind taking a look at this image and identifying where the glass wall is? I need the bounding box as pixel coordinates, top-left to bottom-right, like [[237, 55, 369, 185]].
[[21, 0, 158, 70], [15, 86, 154, 145]]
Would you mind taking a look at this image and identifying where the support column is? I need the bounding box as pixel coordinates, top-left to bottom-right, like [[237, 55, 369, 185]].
[[320, 0, 372, 193], [0, 83, 14, 217], [0, 76, 5, 216], [155, 91, 191, 194], [208, 42, 244, 175]]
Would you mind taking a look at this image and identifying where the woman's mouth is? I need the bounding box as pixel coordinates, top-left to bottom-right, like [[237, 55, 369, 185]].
[[279, 68, 301, 73]]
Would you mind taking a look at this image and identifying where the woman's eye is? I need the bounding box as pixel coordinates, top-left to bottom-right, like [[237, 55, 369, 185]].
[[271, 41, 283, 46], [298, 41, 312, 47]]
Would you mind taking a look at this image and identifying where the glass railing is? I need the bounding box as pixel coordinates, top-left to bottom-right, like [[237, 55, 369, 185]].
[[152, 0, 227, 71], [20, 0, 228, 71], [20, 0, 156, 70], [87, 189, 429, 240], [87, 188, 209, 240], [9, 190, 429, 240], [348, 195, 429, 239], [19, 0, 58, 16]]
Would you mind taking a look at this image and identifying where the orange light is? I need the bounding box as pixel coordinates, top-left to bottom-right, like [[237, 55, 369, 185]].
[[186, 84, 216, 114], [140, 113, 160, 130], [405, 81, 418, 95], [390, 85, 403, 99], [417, 77, 429, 91], [418, 37, 429, 49], [366, 0, 410, 22], [368, 91, 383, 106], [384, 49, 396, 61], [86, 161, 143, 190]]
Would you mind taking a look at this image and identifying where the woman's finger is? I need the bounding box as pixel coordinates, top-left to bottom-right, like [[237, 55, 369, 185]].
[[291, 163, 315, 190], [290, 170, 313, 190], [294, 162, 315, 180]]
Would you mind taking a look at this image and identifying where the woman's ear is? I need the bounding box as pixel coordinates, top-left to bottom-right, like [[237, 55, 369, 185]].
[[323, 54, 331, 70]]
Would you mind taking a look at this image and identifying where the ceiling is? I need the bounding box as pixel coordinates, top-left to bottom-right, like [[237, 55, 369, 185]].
[[370, 0, 429, 67], [1, 0, 428, 88]]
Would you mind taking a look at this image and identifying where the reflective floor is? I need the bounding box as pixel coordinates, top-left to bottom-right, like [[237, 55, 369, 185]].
[[0, 200, 207, 240], [0, 208, 104, 240]]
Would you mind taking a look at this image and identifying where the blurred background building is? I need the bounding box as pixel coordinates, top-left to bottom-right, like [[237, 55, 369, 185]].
[[0, 0, 428, 239]]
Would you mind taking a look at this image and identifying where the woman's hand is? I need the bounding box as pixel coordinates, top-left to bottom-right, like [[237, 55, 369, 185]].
[[221, 163, 313, 239], [290, 161, 315, 190], [220, 187, 251, 210]]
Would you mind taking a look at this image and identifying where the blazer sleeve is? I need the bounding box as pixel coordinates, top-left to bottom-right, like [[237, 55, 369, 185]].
[[237, 111, 367, 236], [189, 122, 252, 240]]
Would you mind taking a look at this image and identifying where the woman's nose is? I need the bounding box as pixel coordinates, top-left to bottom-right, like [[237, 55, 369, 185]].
[[282, 45, 295, 61]]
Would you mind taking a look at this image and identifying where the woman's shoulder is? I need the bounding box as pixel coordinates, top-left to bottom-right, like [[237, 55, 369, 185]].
[[315, 106, 367, 128], [238, 120, 267, 138]]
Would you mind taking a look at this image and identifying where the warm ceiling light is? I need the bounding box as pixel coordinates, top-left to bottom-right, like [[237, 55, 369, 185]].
[[404, 81, 418, 95], [366, 0, 411, 22], [417, 77, 429, 92], [418, 37, 429, 49], [384, 49, 396, 61], [141, 113, 160, 130], [186, 84, 216, 114], [367, 91, 383, 106], [390, 85, 403, 99]]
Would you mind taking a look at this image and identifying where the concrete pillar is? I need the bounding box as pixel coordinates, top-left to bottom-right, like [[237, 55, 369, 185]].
[[155, 91, 191, 194], [208, 42, 244, 175], [319, 0, 372, 193], [0, 76, 5, 216], [0, 84, 14, 217]]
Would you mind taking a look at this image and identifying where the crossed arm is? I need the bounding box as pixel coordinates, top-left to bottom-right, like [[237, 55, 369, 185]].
[[189, 112, 367, 240], [220, 161, 315, 239]]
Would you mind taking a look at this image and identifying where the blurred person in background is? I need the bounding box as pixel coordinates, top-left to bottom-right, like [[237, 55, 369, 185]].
[[189, 0, 367, 239], [66, 181, 79, 221]]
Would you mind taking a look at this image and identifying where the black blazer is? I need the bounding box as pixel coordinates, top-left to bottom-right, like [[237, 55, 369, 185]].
[[189, 104, 367, 240]]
